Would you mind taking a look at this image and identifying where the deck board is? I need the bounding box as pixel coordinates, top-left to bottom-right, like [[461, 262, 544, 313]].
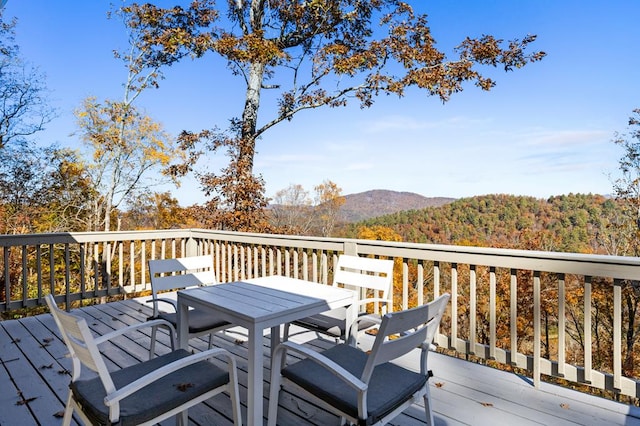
[[1, 298, 639, 426]]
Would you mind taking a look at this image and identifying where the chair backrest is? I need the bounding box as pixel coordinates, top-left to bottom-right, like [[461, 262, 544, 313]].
[[332, 254, 394, 310], [45, 294, 117, 393], [148, 255, 217, 294], [333, 255, 394, 293], [360, 293, 450, 383]]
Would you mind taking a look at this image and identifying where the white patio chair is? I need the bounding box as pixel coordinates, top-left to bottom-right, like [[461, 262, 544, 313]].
[[283, 254, 394, 344], [147, 255, 232, 357], [45, 294, 242, 426], [268, 293, 450, 426]]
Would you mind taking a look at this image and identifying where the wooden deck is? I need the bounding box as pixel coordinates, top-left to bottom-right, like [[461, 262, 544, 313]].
[[1, 298, 639, 426]]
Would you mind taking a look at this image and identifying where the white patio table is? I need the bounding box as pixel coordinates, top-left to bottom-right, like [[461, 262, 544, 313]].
[[177, 275, 357, 426]]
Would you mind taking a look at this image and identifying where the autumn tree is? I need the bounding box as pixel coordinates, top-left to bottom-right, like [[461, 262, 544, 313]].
[[270, 183, 314, 234], [122, 191, 189, 230], [0, 145, 93, 234], [605, 108, 640, 376], [0, 12, 54, 151], [314, 180, 346, 237], [119, 1, 545, 230], [74, 98, 179, 232]]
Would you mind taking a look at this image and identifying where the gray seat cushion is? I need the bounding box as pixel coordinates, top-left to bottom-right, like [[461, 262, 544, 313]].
[[292, 308, 381, 339], [153, 309, 230, 333], [282, 344, 427, 426], [71, 349, 229, 425]]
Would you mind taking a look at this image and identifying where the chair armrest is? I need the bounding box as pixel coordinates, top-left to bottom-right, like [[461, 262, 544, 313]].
[[104, 347, 236, 406], [353, 297, 389, 309], [145, 297, 178, 312], [94, 319, 176, 345], [273, 341, 367, 392], [347, 313, 382, 339]]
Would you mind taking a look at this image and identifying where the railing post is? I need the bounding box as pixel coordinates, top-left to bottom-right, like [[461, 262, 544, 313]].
[[185, 237, 198, 257], [343, 242, 358, 256]]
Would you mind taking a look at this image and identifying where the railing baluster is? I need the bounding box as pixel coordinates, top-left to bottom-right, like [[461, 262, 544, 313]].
[[402, 258, 408, 311], [557, 273, 566, 376], [470, 265, 477, 355], [584, 275, 592, 384], [613, 279, 622, 391], [118, 242, 124, 288], [36, 245, 43, 300], [3, 247, 9, 312], [129, 241, 135, 291], [451, 263, 459, 351], [490, 266, 496, 360], [140, 241, 146, 289], [417, 262, 424, 306], [533, 271, 541, 388]]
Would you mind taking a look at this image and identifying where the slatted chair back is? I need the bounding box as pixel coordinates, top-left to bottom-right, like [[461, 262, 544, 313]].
[[45, 294, 114, 388], [361, 293, 450, 382], [146, 255, 229, 356], [332, 254, 394, 313], [148, 255, 217, 294]]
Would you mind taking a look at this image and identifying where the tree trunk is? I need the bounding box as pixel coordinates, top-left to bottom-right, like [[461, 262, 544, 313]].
[[239, 61, 265, 175]]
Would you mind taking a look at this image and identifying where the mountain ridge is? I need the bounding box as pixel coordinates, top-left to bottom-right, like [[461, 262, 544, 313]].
[[339, 189, 455, 222]]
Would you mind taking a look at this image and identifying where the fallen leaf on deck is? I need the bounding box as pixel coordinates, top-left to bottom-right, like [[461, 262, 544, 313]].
[[435, 382, 444, 388], [58, 369, 70, 375], [40, 364, 53, 369], [175, 383, 195, 392], [235, 339, 245, 345], [480, 402, 494, 407], [560, 403, 570, 409], [43, 337, 54, 343], [53, 411, 65, 418], [17, 397, 37, 405]]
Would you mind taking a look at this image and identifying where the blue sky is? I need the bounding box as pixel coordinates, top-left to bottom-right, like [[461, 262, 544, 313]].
[[3, 1, 639, 206]]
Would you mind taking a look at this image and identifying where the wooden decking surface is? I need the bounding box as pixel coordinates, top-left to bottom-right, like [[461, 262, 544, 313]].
[[1, 298, 639, 426]]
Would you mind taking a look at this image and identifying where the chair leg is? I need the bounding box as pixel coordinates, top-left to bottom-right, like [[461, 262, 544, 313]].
[[176, 409, 188, 425], [227, 357, 242, 426], [62, 390, 74, 426], [267, 351, 285, 426], [208, 333, 214, 350], [423, 385, 434, 426], [149, 325, 158, 359]]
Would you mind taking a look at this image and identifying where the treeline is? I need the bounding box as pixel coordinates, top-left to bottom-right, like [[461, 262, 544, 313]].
[[343, 193, 619, 254]]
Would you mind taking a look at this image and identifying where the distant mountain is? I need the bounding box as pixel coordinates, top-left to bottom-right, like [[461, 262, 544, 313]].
[[339, 190, 454, 222]]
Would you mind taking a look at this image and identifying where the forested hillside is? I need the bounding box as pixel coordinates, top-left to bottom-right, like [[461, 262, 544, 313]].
[[344, 193, 618, 254]]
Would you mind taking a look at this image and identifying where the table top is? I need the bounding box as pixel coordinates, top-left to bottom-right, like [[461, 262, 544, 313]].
[[178, 275, 355, 328]]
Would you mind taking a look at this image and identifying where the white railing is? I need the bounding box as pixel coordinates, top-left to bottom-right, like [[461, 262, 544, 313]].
[[1, 228, 639, 399]]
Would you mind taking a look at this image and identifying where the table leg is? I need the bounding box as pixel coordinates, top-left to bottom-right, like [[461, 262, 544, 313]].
[[247, 324, 263, 425], [177, 299, 189, 350]]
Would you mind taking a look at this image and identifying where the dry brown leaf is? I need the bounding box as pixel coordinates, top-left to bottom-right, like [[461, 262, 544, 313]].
[[235, 339, 245, 345], [480, 402, 493, 407], [16, 396, 37, 406], [175, 383, 195, 392], [435, 382, 444, 388], [560, 403, 570, 409]]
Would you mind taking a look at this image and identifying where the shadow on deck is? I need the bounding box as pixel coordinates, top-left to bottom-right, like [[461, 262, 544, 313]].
[[0, 299, 638, 425]]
